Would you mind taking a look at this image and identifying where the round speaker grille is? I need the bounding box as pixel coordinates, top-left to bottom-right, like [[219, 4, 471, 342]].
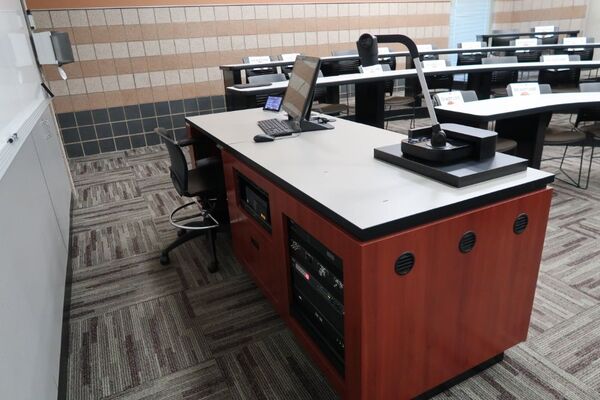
[[395, 252, 415, 276], [459, 231, 477, 253], [514, 213, 529, 234]]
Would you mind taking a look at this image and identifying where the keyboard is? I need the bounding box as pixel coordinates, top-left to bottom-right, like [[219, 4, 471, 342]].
[[257, 119, 296, 137]]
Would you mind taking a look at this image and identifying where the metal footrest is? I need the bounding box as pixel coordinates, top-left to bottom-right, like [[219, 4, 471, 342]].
[[169, 200, 219, 231]]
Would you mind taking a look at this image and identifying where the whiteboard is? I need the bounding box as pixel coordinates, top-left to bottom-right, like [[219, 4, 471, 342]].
[[0, 0, 44, 157]]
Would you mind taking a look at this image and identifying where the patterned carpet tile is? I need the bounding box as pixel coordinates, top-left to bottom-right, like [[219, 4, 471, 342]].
[[62, 137, 600, 400], [528, 306, 600, 393], [71, 198, 150, 233], [528, 273, 598, 337], [68, 252, 184, 321], [216, 331, 338, 400], [436, 345, 599, 400], [103, 362, 231, 400], [75, 179, 141, 210], [66, 293, 212, 400], [70, 217, 161, 270], [186, 275, 286, 357]]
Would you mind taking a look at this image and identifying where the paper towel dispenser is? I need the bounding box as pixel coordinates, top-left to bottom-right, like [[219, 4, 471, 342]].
[[32, 31, 74, 66]]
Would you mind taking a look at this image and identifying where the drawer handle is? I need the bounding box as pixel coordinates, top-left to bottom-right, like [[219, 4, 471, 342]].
[[250, 237, 260, 250]]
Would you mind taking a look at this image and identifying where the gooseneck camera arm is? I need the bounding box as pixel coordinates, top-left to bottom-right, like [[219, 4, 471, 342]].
[[356, 33, 447, 148]]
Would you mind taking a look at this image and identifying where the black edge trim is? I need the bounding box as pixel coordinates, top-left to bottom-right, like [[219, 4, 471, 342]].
[[186, 118, 554, 242]]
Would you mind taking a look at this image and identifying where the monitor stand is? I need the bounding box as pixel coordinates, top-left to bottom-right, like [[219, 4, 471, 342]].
[[289, 118, 334, 132]]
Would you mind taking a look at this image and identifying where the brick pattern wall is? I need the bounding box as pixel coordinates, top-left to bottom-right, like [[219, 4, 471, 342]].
[[492, 0, 588, 33], [31, 2, 451, 157]]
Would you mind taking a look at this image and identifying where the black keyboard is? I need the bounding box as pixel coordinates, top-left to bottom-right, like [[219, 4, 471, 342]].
[[257, 119, 296, 137]]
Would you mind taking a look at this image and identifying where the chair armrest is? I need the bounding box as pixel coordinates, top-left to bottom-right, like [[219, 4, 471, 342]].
[[196, 156, 220, 168], [176, 137, 200, 147]]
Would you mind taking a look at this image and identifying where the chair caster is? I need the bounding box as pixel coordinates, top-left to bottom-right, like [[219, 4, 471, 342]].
[[208, 261, 218, 273], [177, 229, 186, 237], [160, 252, 170, 265]]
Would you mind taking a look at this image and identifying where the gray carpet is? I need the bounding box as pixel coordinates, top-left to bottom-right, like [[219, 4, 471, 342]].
[[63, 116, 600, 399]]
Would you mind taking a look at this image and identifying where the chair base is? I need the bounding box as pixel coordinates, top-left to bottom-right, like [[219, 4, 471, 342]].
[[160, 200, 220, 272]]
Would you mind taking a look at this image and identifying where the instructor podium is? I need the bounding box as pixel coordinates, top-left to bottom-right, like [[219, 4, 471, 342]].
[[186, 107, 553, 399]]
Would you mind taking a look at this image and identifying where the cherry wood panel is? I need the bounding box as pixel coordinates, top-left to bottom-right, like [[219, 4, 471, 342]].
[[358, 188, 552, 399], [192, 124, 552, 400]]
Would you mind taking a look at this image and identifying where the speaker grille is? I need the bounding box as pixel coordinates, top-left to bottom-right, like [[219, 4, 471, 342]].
[[395, 252, 415, 276], [514, 213, 529, 234], [459, 231, 476, 253]]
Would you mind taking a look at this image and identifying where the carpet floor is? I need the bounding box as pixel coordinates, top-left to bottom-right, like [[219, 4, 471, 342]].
[[62, 116, 600, 399]]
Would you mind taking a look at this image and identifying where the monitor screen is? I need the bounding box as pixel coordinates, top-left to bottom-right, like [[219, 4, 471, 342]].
[[282, 56, 321, 121]]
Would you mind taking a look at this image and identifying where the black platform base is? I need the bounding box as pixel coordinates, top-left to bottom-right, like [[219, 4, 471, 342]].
[[374, 143, 528, 187], [413, 353, 505, 400]]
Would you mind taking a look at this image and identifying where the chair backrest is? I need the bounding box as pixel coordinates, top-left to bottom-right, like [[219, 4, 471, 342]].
[[538, 54, 581, 86], [506, 83, 552, 96], [491, 30, 519, 47], [508, 38, 541, 62], [156, 128, 188, 196], [576, 82, 600, 125], [243, 55, 277, 79], [558, 37, 595, 61], [278, 53, 301, 77], [482, 56, 519, 86], [531, 26, 559, 45], [248, 73, 287, 85], [328, 49, 361, 76], [457, 42, 486, 66], [433, 90, 479, 106], [248, 73, 288, 107]]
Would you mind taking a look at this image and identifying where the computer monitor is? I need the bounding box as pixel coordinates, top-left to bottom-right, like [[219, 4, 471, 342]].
[[282, 55, 321, 122]]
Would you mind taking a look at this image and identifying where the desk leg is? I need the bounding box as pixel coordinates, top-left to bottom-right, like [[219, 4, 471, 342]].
[[467, 72, 492, 100], [495, 113, 550, 169], [355, 81, 386, 128], [223, 69, 242, 111]]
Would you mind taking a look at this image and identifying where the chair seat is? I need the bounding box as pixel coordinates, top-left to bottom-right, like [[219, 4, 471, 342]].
[[312, 103, 348, 115], [497, 137, 518, 153], [186, 164, 222, 197], [544, 127, 586, 145], [578, 124, 600, 140], [385, 96, 414, 107]]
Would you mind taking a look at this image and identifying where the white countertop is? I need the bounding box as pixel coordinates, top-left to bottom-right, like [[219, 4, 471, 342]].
[[187, 109, 553, 238], [436, 92, 600, 119], [227, 61, 600, 94]]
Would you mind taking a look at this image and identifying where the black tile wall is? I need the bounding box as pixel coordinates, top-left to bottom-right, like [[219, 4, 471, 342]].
[[57, 95, 225, 158]]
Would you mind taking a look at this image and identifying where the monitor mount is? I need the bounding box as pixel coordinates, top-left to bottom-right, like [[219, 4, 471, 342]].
[[358, 33, 527, 186]]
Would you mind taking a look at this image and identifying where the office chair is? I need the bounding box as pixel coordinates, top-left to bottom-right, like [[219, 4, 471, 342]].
[[457, 42, 487, 66], [380, 64, 415, 129], [243, 56, 277, 81], [326, 50, 361, 104], [248, 73, 288, 108], [538, 55, 581, 93], [508, 39, 541, 63], [507, 84, 587, 187], [433, 90, 517, 154], [570, 82, 600, 189], [482, 56, 519, 97], [490, 30, 519, 48], [531, 26, 559, 45], [278, 53, 301, 78], [156, 128, 225, 272], [312, 70, 350, 116]]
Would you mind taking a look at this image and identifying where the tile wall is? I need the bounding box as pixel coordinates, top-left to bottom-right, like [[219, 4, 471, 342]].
[[492, 0, 588, 33], [30, 2, 451, 157]]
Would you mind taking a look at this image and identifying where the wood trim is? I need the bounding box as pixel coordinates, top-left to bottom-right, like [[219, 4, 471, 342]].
[[28, 0, 450, 11]]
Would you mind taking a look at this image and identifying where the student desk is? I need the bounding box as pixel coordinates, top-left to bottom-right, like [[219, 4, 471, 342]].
[[186, 108, 554, 400], [226, 60, 600, 128], [220, 42, 600, 93], [435, 92, 600, 169], [478, 30, 580, 45]]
